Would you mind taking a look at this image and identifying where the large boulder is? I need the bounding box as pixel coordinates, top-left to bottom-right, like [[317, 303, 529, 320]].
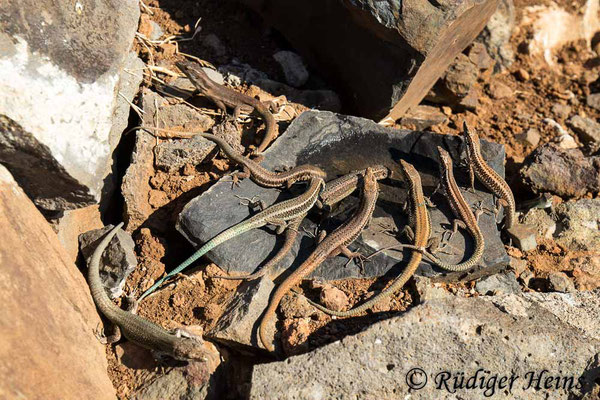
[[0, 0, 141, 213], [240, 0, 500, 120], [0, 165, 115, 399]]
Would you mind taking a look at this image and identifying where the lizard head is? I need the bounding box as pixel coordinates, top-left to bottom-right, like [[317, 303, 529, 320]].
[[171, 337, 210, 361], [363, 167, 378, 192], [176, 60, 215, 92], [462, 121, 481, 152], [436, 146, 453, 171]]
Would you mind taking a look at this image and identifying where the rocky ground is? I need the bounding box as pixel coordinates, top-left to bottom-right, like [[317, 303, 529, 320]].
[[1, 0, 599, 398], [84, 0, 600, 397]]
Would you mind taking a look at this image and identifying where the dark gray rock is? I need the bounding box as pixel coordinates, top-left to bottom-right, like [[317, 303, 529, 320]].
[[475, 270, 521, 295], [154, 136, 215, 172], [273, 51, 309, 87], [567, 115, 600, 145], [250, 296, 600, 399], [0, 0, 140, 212], [241, 0, 500, 119], [520, 144, 600, 197], [178, 111, 509, 282], [207, 276, 274, 352], [79, 225, 137, 299]]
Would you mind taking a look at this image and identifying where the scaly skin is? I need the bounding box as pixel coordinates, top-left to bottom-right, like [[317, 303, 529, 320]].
[[177, 60, 277, 154], [391, 147, 485, 272], [259, 168, 380, 351], [463, 122, 516, 229], [212, 216, 304, 281], [198, 132, 326, 188], [139, 178, 325, 300], [315, 165, 390, 210], [302, 160, 430, 316], [89, 223, 207, 360]]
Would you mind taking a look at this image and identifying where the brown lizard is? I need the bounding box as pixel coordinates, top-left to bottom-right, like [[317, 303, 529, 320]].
[[88, 223, 208, 360], [463, 122, 516, 230], [385, 147, 484, 272], [300, 160, 430, 317], [259, 168, 380, 351], [198, 132, 326, 188], [214, 166, 390, 281], [176, 60, 277, 154]]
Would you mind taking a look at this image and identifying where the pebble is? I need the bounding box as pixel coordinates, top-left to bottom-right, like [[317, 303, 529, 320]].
[[475, 271, 521, 295], [567, 115, 600, 145], [515, 68, 530, 81], [551, 103, 571, 119], [506, 223, 537, 252], [319, 284, 349, 312], [488, 81, 513, 99], [515, 128, 540, 147], [556, 134, 578, 149], [273, 50, 309, 87], [586, 93, 600, 111], [548, 272, 575, 293]]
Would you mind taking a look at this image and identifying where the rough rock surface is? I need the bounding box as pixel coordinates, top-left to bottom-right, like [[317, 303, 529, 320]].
[[476, 0, 516, 68], [121, 89, 215, 231], [0, 1, 141, 212], [520, 144, 600, 197], [154, 135, 215, 172], [178, 111, 509, 281], [250, 296, 600, 399], [53, 204, 103, 262], [241, 0, 499, 119], [207, 276, 275, 352], [0, 165, 115, 399], [475, 270, 521, 295], [79, 225, 137, 299], [400, 105, 447, 130], [567, 115, 600, 145], [553, 199, 600, 252]]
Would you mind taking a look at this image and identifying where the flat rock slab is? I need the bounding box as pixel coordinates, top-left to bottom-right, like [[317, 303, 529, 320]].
[[178, 111, 508, 282], [249, 296, 600, 399]]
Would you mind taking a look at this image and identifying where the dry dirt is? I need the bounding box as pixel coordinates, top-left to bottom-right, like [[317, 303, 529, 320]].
[[107, 0, 600, 397]]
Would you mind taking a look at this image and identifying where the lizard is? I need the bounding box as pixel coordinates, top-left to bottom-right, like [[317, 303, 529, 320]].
[[315, 165, 390, 210], [139, 177, 326, 300], [379, 147, 485, 272], [176, 60, 277, 154], [463, 122, 516, 230], [215, 165, 390, 282], [197, 132, 326, 188], [259, 168, 380, 352], [88, 223, 208, 360], [298, 160, 431, 317]]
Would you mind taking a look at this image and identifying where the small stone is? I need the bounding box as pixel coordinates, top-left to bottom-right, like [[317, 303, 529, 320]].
[[442, 106, 453, 116], [158, 42, 176, 58], [475, 271, 521, 295], [567, 115, 600, 145], [459, 89, 479, 111], [551, 103, 571, 119], [521, 208, 556, 240], [273, 51, 309, 87], [204, 67, 225, 86], [587, 93, 600, 111], [515, 68, 529, 81], [79, 225, 137, 299], [202, 34, 227, 58], [319, 285, 349, 312], [548, 272, 575, 293], [488, 81, 513, 99], [556, 134, 578, 149], [519, 269, 534, 287], [468, 42, 494, 70], [413, 276, 450, 303], [171, 292, 186, 307], [554, 199, 600, 252], [506, 224, 537, 251], [515, 128, 540, 147]]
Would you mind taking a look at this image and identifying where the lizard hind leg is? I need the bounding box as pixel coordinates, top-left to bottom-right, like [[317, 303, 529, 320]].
[[94, 322, 121, 345]]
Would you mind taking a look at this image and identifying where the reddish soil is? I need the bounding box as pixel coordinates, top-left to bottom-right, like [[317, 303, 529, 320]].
[[106, 0, 600, 397]]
